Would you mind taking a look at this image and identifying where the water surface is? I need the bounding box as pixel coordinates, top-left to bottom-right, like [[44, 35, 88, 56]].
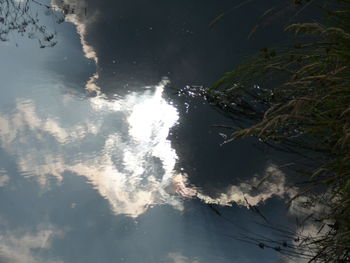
[[0, 1, 295, 262]]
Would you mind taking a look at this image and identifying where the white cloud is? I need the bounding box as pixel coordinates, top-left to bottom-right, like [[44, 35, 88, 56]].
[[68, 80, 182, 217], [52, 0, 98, 63], [288, 195, 329, 218], [0, 73, 304, 218], [0, 79, 184, 217], [0, 168, 9, 187], [0, 99, 99, 186], [85, 73, 101, 95], [0, 82, 301, 216], [0, 0, 301, 218], [169, 164, 297, 208], [0, 99, 98, 146], [166, 253, 200, 263], [0, 224, 64, 263], [285, 192, 334, 263], [51, 0, 101, 95], [0, 175, 9, 187]]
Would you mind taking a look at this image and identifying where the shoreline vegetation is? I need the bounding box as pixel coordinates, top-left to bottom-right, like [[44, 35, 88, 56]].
[[206, 0, 350, 262]]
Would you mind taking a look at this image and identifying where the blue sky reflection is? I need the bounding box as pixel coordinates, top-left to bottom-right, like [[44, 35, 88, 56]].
[[0, 1, 298, 262]]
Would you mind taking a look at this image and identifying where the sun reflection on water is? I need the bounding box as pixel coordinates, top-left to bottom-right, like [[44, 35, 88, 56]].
[[0, 72, 295, 218], [0, 77, 187, 217]]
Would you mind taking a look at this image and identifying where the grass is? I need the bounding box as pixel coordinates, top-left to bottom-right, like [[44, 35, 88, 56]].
[[206, 0, 350, 261]]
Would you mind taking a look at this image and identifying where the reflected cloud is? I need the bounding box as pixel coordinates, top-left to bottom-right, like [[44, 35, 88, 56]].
[[0, 168, 9, 187], [68, 78, 182, 217], [0, 78, 299, 216], [0, 99, 98, 146], [289, 194, 329, 218], [284, 200, 333, 263], [166, 253, 200, 263], [85, 72, 101, 95], [171, 164, 297, 208], [52, 0, 98, 64], [0, 0, 299, 219], [0, 223, 64, 263], [52, 0, 101, 95], [0, 78, 183, 217]]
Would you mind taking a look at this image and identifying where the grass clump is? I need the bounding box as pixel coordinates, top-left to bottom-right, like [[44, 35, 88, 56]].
[[207, 0, 350, 261]]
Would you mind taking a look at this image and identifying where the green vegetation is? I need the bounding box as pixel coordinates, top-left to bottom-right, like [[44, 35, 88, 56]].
[[207, 0, 350, 262]]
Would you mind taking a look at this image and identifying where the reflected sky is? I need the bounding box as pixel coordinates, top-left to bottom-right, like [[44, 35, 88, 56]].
[[0, 77, 184, 217], [0, 0, 301, 262]]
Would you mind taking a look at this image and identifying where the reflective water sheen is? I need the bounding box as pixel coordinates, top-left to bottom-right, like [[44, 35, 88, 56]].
[[0, 1, 294, 263], [0, 76, 184, 217]]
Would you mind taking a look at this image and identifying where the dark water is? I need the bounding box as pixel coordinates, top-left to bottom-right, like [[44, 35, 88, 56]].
[[0, 1, 299, 262]]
